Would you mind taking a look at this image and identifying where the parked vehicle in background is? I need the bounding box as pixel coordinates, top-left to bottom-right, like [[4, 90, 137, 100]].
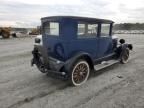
[[0, 27, 11, 38], [29, 26, 41, 35], [31, 16, 133, 86], [0, 27, 18, 38]]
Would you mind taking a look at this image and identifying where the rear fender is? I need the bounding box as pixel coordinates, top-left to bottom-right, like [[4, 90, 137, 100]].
[[64, 52, 94, 73]]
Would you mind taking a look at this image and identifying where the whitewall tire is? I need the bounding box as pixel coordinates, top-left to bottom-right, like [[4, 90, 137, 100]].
[[71, 60, 90, 86]]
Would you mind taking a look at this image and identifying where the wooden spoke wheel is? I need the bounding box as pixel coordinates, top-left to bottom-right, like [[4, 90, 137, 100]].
[[71, 60, 90, 86]]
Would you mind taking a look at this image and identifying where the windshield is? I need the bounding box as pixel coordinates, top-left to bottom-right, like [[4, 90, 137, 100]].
[[43, 22, 59, 36]]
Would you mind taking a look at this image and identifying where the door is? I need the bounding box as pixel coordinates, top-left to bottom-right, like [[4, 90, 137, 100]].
[[67, 22, 99, 59], [97, 23, 113, 58]]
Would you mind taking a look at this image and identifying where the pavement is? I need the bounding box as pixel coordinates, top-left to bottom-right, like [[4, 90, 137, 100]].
[[0, 34, 144, 108]]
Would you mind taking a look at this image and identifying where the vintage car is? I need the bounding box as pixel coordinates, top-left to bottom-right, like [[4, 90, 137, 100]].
[[31, 16, 133, 86]]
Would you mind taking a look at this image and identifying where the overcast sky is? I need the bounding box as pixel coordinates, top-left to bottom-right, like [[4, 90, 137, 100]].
[[0, 0, 144, 27]]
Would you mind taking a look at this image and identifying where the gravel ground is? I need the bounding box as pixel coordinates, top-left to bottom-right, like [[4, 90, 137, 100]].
[[0, 34, 144, 108]]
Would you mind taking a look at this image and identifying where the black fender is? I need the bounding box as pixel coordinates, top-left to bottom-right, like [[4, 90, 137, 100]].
[[64, 52, 94, 74], [127, 44, 133, 50]]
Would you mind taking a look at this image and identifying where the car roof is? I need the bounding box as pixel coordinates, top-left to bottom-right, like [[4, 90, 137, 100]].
[[41, 16, 114, 23]]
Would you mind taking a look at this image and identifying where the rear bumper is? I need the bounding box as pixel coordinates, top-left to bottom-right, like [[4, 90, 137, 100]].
[[31, 56, 67, 79]]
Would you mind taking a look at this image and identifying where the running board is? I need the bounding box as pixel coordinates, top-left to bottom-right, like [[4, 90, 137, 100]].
[[94, 59, 119, 71]]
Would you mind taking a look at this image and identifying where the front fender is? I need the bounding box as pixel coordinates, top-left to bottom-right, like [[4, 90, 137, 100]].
[[116, 43, 133, 58]]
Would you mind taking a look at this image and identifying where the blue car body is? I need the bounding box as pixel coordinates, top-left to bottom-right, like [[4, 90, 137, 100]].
[[32, 16, 132, 81], [41, 16, 115, 61]]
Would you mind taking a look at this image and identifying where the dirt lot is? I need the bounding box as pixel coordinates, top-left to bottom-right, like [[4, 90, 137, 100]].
[[0, 34, 144, 108]]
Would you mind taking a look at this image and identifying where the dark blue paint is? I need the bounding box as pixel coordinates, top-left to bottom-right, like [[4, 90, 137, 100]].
[[41, 16, 115, 62]]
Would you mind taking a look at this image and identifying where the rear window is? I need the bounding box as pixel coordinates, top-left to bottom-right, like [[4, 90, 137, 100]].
[[43, 22, 59, 36]]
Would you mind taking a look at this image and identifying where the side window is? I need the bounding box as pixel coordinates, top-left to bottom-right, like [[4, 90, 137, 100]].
[[44, 22, 59, 36], [78, 24, 85, 36], [88, 24, 98, 35], [101, 24, 110, 37], [77, 22, 98, 38]]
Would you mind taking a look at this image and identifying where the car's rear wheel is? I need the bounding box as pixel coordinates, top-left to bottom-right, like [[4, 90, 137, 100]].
[[70, 60, 90, 86], [120, 48, 129, 64]]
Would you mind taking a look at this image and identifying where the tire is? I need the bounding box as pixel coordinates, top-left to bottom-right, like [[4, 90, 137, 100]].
[[34, 52, 46, 73], [36, 55, 46, 73], [120, 48, 129, 64], [69, 60, 90, 86]]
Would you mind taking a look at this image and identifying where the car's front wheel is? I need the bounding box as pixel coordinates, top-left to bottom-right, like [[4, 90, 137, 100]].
[[120, 48, 129, 64], [70, 60, 90, 86]]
